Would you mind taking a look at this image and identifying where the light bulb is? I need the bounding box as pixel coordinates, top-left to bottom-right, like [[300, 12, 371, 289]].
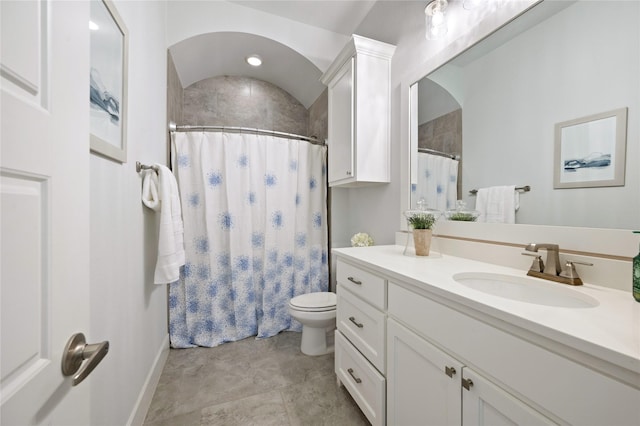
[[432, 10, 444, 26], [246, 55, 262, 67]]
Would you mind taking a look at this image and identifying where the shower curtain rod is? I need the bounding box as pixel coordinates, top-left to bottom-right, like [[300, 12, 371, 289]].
[[169, 122, 323, 145], [418, 147, 460, 160]]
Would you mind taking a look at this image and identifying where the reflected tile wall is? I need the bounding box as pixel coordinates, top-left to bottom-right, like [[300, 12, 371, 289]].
[[418, 108, 463, 197], [418, 108, 462, 154], [183, 76, 309, 137]]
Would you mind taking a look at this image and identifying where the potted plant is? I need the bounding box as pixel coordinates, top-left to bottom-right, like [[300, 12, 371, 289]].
[[407, 212, 436, 256]]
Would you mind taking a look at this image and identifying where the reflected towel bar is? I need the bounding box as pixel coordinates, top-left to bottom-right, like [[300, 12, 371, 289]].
[[469, 185, 531, 195]]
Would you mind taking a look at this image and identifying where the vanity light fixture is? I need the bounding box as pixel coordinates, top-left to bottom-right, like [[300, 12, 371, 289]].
[[463, 0, 484, 10], [246, 55, 262, 67], [425, 0, 448, 40]]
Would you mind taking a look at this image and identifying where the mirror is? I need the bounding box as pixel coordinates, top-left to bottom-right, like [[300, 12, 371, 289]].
[[411, 0, 639, 230]]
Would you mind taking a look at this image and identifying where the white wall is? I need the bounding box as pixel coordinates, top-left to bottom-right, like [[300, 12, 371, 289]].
[[334, 0, 538, 247], [460, 1, 639, 229], [89, 1, 169, 425]]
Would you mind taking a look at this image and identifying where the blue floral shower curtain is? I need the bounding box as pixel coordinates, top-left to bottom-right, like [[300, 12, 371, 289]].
[[169, 131, 328, 348]]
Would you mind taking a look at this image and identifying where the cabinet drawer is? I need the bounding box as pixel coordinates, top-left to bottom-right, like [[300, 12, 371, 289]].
[[335, 330, 386, 426], [337, 286, 386, 373], [336, 259, 386, 309]]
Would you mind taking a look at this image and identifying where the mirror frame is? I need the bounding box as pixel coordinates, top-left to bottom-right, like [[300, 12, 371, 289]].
[[399, 0, 637, 258]]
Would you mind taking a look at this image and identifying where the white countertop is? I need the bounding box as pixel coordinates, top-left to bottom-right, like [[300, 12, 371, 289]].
[[333, 245, 640, 384]]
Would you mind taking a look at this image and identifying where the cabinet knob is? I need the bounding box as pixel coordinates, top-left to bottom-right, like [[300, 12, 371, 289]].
[[346, 171, 352, 176], [445, 366, 456, 377], [462, 377, 474, 390]]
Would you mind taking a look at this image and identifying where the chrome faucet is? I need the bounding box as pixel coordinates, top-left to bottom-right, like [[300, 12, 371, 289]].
[[522, 243, 592, 286]]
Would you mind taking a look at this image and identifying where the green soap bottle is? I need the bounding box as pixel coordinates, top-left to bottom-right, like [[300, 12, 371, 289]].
[[634, 231, 640, 302]]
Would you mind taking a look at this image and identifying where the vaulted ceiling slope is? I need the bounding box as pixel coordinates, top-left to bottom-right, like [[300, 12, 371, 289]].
[[168, 0, 384, 108]]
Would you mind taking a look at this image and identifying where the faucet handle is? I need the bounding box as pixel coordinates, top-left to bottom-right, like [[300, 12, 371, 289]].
[[522, 251, 544, 272], [560, 260, 593, 285]]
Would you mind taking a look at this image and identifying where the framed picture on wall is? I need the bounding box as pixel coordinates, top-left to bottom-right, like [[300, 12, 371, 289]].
[[89, 0, 128, 163], [553, 107, 627, 189]]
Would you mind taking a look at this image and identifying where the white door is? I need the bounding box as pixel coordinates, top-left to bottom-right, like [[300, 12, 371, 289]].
[[387, 319, 464, 426], [461, 367, 555, 426], [1, 1, 93, 425], [327, 57, 354, 186]]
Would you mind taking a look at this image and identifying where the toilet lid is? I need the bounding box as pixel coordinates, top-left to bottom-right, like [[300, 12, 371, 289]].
[[289, 292, 336, 311]]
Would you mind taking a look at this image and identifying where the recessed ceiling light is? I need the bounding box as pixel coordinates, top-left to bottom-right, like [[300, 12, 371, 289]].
[[89, 21, 99, 31], [246, 55, 262, 67]]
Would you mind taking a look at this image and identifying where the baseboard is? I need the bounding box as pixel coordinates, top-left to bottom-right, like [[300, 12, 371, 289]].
[[127, 333, 170, 426]]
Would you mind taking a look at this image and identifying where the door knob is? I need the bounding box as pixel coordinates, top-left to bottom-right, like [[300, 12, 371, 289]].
[[61, 332, 109, 386]]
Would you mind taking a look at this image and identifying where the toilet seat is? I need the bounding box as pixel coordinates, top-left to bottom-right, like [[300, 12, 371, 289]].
[[289, 292, 336, 312]]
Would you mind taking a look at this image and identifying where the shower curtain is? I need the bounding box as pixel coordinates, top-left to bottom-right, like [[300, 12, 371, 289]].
[[169, 131, 328, 348], [415, 152, 459, 211]]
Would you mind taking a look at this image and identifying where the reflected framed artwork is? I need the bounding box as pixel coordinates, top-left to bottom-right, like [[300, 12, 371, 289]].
[[89, 0, 128, 163], [554, 107, 627, 189]]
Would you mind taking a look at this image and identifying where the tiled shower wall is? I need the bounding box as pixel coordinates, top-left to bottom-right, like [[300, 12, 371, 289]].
[[182, 75, 319, 138], [418, 108, 463, 197]]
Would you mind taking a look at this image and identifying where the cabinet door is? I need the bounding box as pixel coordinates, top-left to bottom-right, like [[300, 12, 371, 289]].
[[327, 57, 354, 185], [387, 319, 463, 426], [462, 367, 555, 426]]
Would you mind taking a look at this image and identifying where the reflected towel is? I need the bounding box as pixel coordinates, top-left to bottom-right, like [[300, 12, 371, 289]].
[[476, 185, 519, 224], [142, 165, 185, 284]]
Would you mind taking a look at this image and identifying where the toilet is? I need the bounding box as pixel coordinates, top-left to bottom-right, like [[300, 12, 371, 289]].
[[288, 291, 337, 356]]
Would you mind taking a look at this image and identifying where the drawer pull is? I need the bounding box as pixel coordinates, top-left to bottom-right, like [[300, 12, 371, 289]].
[[347, 368, 362, 384], [347, 276, 362, 285], [462, 378, 474, 390], [445, 366, 456, 377], [349, 316, 364, 328]]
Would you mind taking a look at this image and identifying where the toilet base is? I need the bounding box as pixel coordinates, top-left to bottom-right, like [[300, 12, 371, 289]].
[[300, 325, 335, 356]]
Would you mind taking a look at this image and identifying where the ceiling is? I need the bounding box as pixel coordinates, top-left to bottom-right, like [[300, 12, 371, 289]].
[[229, 1, 378, 34], [169, 1, 416, 108]]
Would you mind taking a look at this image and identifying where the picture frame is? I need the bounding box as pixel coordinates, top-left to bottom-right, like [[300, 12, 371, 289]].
[[553, 107, 627, 189], [89, 0, 128, 163]]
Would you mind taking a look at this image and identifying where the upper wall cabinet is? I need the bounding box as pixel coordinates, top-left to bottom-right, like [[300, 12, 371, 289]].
[[321, 35, 396, 187]]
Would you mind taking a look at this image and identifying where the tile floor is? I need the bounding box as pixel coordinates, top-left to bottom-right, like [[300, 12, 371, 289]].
[[143, 331, 369, 426]]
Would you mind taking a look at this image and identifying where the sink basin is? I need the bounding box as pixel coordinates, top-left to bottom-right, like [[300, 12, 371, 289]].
[[453, 272, 599, 308]]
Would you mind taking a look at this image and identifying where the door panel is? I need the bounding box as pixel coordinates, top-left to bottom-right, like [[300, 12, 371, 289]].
[[462, 368, 555, 426], [387, 319, 463, 426], [1, 1, 92, 424]]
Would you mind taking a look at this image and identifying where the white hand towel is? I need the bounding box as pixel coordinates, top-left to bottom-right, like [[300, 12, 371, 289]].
[[476, 185, 518, 224], [141, 169, 160, 211], [142, 165, 186, 284]]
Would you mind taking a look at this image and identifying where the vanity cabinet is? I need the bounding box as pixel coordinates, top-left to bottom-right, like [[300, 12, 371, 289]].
[[334, 259, 387, 426], [388, 318, 554, 426], [320, 35, 395, 187], [333, 248, 640, 426], [388, 281, 640, 426]]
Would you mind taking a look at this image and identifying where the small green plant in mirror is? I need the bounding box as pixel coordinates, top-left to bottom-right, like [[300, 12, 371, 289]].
[[407, 213, 436, 229], [448, 212, 478, 222]]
